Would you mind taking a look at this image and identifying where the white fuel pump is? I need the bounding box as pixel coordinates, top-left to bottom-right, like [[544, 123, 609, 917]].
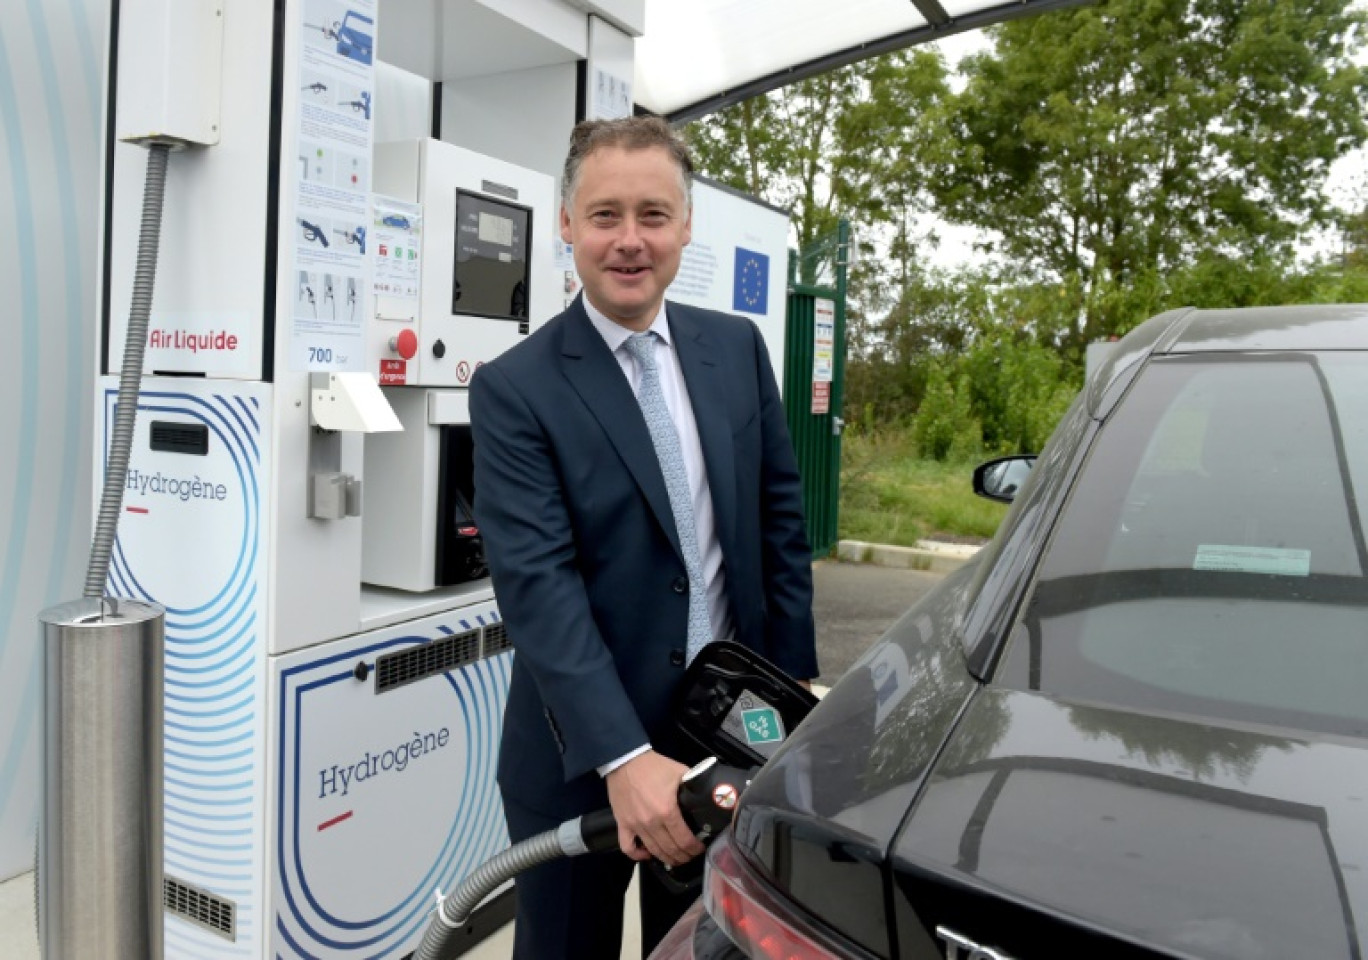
[[66, 4, 787, 956], [362, 139, 557, 592], [81, 1, 588, 956]]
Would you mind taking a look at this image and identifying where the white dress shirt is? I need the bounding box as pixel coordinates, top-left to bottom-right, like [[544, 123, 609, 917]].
[[583, 296, 733, 776]]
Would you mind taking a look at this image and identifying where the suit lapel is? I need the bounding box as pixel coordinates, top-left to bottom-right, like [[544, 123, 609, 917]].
[[559, 302, 685, 564], [670, 306, 738, 560]]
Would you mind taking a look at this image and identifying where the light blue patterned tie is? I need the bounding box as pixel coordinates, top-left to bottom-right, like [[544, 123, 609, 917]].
[[625, 331, 712, 663]]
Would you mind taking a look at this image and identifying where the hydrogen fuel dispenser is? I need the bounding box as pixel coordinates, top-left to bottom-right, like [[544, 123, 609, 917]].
[[75, 1, 794, 956], [89, 1, 588, 955]]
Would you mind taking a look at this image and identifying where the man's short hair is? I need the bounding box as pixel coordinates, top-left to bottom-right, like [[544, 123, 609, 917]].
[[561, 116, 694, 209]]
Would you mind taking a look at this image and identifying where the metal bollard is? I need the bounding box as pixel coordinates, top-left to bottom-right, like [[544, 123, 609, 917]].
[[38, 597, 164, 960]]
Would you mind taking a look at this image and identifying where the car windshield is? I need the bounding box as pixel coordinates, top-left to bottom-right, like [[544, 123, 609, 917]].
[[999, 353, 1368, 738]]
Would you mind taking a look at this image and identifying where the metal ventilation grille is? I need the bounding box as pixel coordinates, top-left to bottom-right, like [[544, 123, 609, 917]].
[[375, 629, 480, 693], [164, 876, 235, 941], [482, 621, 511, 656], [150, 420, 209, 456]]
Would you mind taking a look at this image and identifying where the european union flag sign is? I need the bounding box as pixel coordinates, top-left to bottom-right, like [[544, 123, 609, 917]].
[[732, 247, 770, 315]]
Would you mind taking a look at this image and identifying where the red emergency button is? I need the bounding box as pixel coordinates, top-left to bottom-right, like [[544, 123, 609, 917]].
[[390, 328, 418, 360]]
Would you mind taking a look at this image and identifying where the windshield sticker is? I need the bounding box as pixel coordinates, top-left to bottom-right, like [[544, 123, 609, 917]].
[[1194, 544, 1310, 577]]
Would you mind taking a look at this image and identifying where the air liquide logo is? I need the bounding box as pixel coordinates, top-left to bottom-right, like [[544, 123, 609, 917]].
[[140, 313, 254, 377], [148, 327, 241, 354], [318, 727, 452, 799], [125, 469, 231, 504]]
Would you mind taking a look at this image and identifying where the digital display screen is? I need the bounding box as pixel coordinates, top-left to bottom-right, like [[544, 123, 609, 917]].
[[452, 189, 532, 321]]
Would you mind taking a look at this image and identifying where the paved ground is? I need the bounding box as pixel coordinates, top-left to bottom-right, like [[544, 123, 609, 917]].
[[812, 559, 947, 686], [0, 559, 950, 959]]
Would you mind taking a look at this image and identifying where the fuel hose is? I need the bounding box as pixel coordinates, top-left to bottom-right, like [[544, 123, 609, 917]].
[[84, 142, 171, 598], [413, 758, 748, 960], [412, 808, 618, 960]]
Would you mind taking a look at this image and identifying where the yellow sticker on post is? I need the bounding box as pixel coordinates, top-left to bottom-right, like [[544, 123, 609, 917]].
[[1194, 544, 1311, 577]]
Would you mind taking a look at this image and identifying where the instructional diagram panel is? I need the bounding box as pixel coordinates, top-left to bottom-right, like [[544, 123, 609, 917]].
[[291, 0, 378, 372]]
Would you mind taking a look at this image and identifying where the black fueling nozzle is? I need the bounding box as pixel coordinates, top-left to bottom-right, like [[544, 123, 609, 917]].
[[577, 806, 620, 854], [573, 758, 751, 854], [677, 757, 749, 843]]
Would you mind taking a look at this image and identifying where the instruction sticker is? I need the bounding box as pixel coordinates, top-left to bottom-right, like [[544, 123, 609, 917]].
[[1194, 544, 1310, 577], [721, 690, 787, 758], [372, 196, 422, 303], [741, 708, 783, 745], [290, 0, 378, 372]]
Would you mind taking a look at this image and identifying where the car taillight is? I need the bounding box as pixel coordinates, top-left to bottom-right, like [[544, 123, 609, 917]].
[[703, 831, 856, 960], [457, 525, 478, 536]]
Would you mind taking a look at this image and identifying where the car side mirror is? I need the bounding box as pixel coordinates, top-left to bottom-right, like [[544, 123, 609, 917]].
[[973, 455, 1036, 503]]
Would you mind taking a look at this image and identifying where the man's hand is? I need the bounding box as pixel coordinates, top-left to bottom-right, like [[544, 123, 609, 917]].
[[605, 750, 706, 866]]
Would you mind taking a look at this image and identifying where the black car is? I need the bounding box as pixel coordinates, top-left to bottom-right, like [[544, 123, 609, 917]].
[[652, 304, 1368, 960]]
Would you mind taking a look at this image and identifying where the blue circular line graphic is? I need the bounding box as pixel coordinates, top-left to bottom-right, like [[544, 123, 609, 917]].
[[276, 629, 511, 954]]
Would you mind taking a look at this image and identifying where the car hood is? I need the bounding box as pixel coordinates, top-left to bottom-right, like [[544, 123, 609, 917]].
[[892, 688, 1368, 960]]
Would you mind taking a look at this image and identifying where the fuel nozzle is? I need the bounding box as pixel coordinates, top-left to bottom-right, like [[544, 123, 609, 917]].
[[574, 757, 752, 857], [677, 757, 753, 844], [646, 757, 753, 895]]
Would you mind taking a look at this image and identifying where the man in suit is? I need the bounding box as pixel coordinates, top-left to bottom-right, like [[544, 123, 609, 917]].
[[469, 116, 817, 959]]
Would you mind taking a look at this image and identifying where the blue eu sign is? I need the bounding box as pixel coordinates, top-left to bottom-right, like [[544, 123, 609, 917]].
[[732, 247, 769, 315]]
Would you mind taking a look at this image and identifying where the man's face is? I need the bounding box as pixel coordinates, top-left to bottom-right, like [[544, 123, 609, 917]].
[[560, 145, 692, 330]]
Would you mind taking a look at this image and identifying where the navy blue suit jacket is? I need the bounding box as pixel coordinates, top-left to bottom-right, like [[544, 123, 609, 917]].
[[470, 297, 817, 818]]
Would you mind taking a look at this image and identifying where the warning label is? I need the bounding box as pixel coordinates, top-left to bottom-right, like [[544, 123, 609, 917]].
[[379, 359, 406, 385]]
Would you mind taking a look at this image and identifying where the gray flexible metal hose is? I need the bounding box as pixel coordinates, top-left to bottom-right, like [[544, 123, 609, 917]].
[[412, 761, 739, 958], [413, 824, 574, 960], [84, 143, 171, 598]]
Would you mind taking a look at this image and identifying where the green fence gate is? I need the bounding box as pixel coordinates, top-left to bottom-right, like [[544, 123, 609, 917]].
[[782, 222, 849, 557]]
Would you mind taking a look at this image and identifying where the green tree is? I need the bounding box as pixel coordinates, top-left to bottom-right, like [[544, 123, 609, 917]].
[[684, 49, 949, 282], [911, 361, 980, 461], [1337, 187, 1368, 269], [846, 265, 1087, 433], [844, 267, 987, 423], [960, 329, 1079, 454], [930, 0, 1368, 351]]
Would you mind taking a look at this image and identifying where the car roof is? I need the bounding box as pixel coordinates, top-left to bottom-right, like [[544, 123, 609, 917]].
[[1088, 303, 1368, 419], [1163, 303, 1368, 354]]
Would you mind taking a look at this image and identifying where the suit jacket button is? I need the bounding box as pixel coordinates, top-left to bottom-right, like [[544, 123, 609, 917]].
[[669, 649, 685, 666], [671, 576, 688, 594]]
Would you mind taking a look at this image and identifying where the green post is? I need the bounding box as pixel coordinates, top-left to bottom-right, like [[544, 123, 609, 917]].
[[829, 220, 849, 544], [781, 222, 849, 556]]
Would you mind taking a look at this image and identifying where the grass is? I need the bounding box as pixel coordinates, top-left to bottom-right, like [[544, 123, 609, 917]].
[[837, 429, 1009, 548]]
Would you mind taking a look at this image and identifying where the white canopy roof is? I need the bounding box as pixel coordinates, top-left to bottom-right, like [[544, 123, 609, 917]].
[[635, 0, 1092, 121]]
